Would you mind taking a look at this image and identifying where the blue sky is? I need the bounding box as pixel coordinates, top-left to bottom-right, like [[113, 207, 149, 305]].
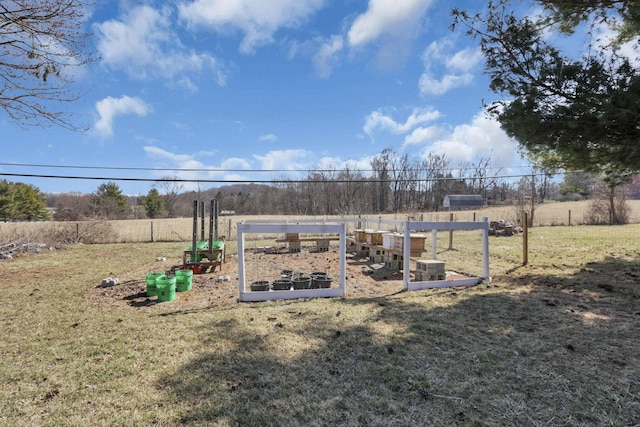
[[2, 0, 533, 195]]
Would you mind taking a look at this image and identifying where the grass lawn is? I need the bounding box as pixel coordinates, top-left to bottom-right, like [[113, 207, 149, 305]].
[[0, 226, 639, 426]]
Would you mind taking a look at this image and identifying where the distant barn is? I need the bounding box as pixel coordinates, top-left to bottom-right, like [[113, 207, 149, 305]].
[[443, 194, 484, 211]]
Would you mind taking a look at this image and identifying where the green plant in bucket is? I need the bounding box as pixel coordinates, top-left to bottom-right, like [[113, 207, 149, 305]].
[[156, 275, 176, 302], [175, 269, 193, 292], [145, 272, 165, 297]]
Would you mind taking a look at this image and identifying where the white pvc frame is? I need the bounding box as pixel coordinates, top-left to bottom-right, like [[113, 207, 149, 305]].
[[402, 218, 490, 290], [237, 222, 346, 302]]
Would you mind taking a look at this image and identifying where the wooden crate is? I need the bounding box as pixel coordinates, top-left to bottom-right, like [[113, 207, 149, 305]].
[[392, 234, 426, 254]]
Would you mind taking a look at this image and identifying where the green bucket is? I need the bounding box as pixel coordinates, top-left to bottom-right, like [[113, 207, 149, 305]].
[[188, 241, 209, 262], [146, 272, 165, 297], [156, 275, 177, 302], [175, 269, 193, 292]]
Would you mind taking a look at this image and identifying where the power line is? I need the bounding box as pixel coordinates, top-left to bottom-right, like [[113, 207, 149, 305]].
[[0, 161, 538, 174], [0, 170, 561, 185], [0, 162, 305, 173]]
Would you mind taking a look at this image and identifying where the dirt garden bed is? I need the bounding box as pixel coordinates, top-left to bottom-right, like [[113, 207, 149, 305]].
[[89, 246, 473, 310]]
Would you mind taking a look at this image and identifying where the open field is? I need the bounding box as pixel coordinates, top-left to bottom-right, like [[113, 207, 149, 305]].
[[3, 199, 640, 244], [1, 224, 639, 426]]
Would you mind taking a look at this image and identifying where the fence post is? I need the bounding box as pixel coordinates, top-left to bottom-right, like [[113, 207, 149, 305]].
[[76, 223, 79, 242], [150, 221, 155, 242], [568, 209, 571, 226], [523, 212, 529, 265], [431, 230, 437, 259], [482, 217, 490, 280], [448, 212, 454, 250]]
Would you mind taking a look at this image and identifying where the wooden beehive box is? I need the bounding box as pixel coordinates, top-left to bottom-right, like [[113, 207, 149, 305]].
[[393, 233, 426, 254], [382, 232, 400, 249], [365, 230, 387, 246]]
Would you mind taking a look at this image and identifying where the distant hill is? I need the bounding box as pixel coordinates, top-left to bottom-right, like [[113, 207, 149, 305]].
[[179, 183, 273, 200]]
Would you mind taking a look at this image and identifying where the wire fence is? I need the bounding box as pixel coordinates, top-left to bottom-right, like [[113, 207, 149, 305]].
[[1, 202, 639, 271]]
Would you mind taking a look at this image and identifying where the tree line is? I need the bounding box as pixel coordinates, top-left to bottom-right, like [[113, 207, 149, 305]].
[[0, 147, 633, 224]]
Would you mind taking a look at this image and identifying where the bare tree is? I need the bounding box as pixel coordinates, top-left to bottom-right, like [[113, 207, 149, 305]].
[[0, 0, 96, 128], [419, 153, 449, 210], [371, 148, 392, 213], [586, 181, 631, 225], [389, 152, 411, 213], [335, 164, 369, 215], [52, 191, 90, 220], [161, 178, 183, 218], [466, 155, 500, 199]]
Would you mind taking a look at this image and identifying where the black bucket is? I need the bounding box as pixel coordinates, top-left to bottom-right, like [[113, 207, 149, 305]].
[[292, 276, 311, 290], [310, 272, 327, 289], [272, 279, 292, 291], [250, 280, 269, 291], [314, 276, 333, 288]]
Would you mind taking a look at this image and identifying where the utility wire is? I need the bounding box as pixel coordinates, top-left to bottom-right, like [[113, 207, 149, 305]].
[[0, 161, 539, 174], [0, 170, 560, 184]]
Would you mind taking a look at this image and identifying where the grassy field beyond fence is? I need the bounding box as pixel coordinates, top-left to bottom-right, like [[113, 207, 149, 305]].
[[3, 200, 640, 245]]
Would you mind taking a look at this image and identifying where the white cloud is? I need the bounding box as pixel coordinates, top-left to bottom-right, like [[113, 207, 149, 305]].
[[419, 39, 482, 96], [143, 146, 193, 163], [403, 125, 443, 146], [94, 95, 152, 138], [259, 134, 279, 142], [178, 0, 326, 54], [594, 23, 640, 67], [220, 157, 252, 170], [253, 149, 315, 170], [95, 5, 225, 86], [314, 156, 377, 177], [419, 73, 475, 96], [143, 146, 319, 188], [313, 35, 344, 79], [347, 0, 432, 48], [364, 107, 441, 137], [143, 145, 228, 191], [424, 113, 519, 166], [446, 47, 483, 73]]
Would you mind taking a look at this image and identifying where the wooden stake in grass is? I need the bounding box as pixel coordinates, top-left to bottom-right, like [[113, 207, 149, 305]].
[[523, 212, 529, 265]]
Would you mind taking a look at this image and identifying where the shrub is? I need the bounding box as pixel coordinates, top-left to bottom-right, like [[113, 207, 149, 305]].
[[42, 221, 117, 245], [585, 184, 631, 225]]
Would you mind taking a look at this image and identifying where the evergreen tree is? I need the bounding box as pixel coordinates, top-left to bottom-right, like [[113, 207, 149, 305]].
[[141, 188, 166, 219], [452, 0, 640, 176], [14, 183, 51, 221], [0, 180, 17, 221], [0, 180, 50, 221], [90, 182, 128, 219]]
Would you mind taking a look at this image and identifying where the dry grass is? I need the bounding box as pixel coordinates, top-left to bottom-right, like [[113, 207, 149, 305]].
[[3, 199, 640, 245], [0, 225, 639, 426]]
